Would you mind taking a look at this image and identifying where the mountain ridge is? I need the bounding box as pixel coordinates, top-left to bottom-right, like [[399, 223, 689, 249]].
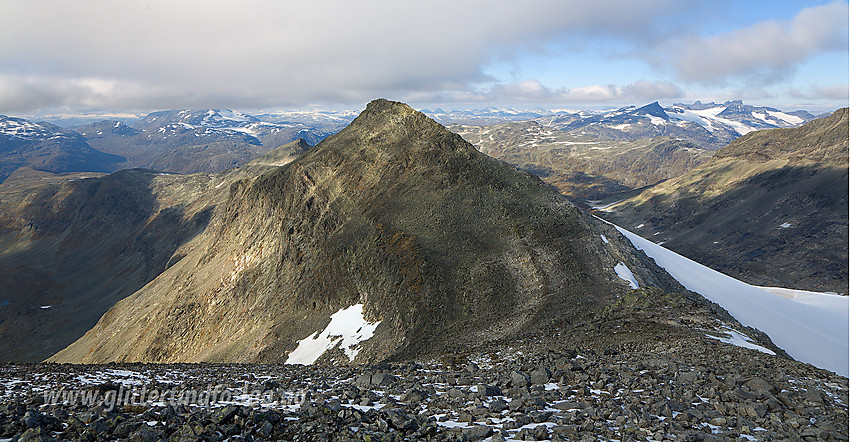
[[0, 115, 124, 182], [599, 108, 849, 293], [50, 99, 746, 365]]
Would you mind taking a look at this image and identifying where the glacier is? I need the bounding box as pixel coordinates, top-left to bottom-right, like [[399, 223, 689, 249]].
[[608, 220, 849, 377]]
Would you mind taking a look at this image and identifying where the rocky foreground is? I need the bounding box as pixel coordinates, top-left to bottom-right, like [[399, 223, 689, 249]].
[[1, 344, 847, 442]]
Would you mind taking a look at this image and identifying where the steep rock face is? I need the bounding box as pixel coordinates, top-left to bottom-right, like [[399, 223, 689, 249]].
[[52, 100, 690, 364], [0, 139, 315, 362], [0, 170, 213, 362], [600, 108, 849, 293]]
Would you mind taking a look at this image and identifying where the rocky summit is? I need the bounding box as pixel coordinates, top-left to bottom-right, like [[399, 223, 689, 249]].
[[50, 99, 749, 365]]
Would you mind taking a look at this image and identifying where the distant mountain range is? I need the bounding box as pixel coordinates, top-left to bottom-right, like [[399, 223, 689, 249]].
[[426, 101, 816, 149], [539, 101, 816, 150], [448, 100, 819, 201], [451, 122, 712, 200], [0, 109, 332, 182], [1, 101, 816, 183], [78, 109, 331, 174]]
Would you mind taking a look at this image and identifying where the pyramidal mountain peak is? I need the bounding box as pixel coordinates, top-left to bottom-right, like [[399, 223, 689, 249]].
[[634, 101, 668, 119], [332, 98, 473, 155], [48, 98, 755, 365], [0, 98, 846, 441]]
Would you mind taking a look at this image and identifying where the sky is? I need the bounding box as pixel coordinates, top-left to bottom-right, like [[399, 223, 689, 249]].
[[0, 0, 847, 117]]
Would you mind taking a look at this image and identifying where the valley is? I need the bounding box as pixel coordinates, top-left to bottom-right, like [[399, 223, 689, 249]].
[[597, 109, 849, 294]]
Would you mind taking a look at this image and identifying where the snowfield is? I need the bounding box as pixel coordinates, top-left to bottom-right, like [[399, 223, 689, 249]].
[[285, 304, 381, 365], [607, 220, 849, 377]]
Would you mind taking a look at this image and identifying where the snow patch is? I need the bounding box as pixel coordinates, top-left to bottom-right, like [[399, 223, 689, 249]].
[[778, 222, 791, 229], [706, 325, 775, 355], [767, 110, 804, 125], [600, 234, 609, 244], [614, 263, 639, 289], [586, 200, 623, 211], [605, 219, 849, 376], [648, 115, 667, 126], [285, 304, 381, 365]]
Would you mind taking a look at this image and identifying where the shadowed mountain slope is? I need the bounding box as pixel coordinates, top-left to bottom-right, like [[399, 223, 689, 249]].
[[599, 108, 849, 293], [0, 139, 311, 362]]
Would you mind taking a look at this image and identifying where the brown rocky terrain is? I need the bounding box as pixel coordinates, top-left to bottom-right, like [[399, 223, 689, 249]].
[[452, 122, 711, 201], [0, 140, 310, 362], [49, 100, 760, 365]]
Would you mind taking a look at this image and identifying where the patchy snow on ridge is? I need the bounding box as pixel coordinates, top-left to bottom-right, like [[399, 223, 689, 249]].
[[766, 110, 804, 125], [285, 304, 380, 365], [214, 109, 252, 123], [605, 219, 849, 376], [0, 117, 63, 139], [648, 115, 667, 126], [706, 325, 775, 355], [667, 106, 760, 135], [614, 262, 639, 289]]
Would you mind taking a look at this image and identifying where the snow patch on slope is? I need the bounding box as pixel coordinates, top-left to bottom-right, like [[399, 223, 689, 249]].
[[614, 263, 639, 289], [668, 106, 759, 135], [766, 110, 804, 125], [0, 117, 64, 139], [706, 325, 775, 355], [607, 220, 849, 376], [285, 304, 380, 365]]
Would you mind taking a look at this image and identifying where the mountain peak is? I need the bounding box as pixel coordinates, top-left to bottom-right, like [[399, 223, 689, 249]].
[[635, 101, 669, 120], [349, 99, 422, 129], [320, 98, 473, 159]]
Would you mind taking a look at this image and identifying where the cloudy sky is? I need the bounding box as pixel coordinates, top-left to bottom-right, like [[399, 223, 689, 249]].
[[1, 0, 847, 116]]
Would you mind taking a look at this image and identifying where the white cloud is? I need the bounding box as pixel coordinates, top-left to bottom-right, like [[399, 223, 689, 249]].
[[787, 84, 850, 100], [0, 0, 691, 113], [0, 1, 844, 113], [483, 80, 685, 103], [665, 2, 849, 84]]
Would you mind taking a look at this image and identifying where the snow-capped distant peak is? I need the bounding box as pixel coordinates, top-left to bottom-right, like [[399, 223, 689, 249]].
[[0, 116, 66, 140], [200, 109, 248, 123], [664, 101, 814, 137]]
